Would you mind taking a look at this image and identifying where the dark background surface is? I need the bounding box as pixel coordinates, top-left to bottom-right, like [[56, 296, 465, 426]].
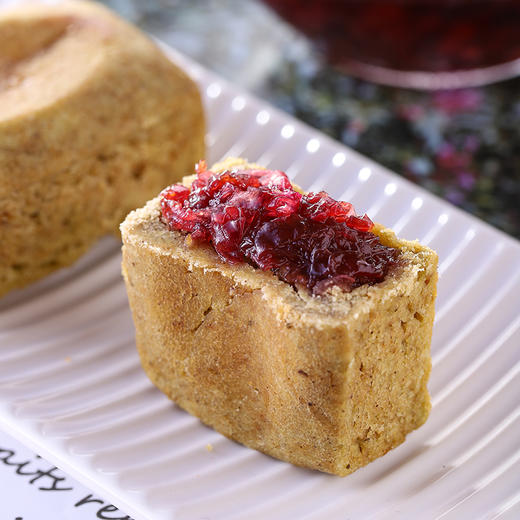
[[102, 0, 520, 240]]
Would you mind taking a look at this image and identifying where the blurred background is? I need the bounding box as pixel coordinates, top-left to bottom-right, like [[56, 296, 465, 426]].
[[99, 0, 520, 239], [8, 0, 520, 239]]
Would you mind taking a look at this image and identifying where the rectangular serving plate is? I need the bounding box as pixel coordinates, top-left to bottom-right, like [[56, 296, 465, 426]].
[[1, 46, 519, 520]]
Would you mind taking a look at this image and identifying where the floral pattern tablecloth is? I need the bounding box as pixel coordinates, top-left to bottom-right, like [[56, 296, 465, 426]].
[[264, 61, 520, 239], [104, 0, 520, 240]]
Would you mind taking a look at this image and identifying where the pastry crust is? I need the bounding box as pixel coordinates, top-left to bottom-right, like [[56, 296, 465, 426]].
[[121, 157, 438, 476], [0, 0, 205, 296]]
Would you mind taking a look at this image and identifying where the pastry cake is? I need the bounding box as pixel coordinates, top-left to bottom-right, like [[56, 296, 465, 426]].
[[0, 0, 204, 297], [121, 157, 437, 476]]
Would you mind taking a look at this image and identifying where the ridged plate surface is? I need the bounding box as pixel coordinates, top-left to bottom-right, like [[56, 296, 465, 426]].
[[1, 47, 519, 520]]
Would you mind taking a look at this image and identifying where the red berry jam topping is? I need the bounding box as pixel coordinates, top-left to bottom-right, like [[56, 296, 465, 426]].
[[160, 161, 400, 294]]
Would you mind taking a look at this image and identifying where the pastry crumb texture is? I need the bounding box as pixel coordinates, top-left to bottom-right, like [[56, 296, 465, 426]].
[[121, 157, 438, 476]]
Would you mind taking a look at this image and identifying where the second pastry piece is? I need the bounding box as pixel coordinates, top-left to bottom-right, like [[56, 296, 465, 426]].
[[0, 0, 205, 296]]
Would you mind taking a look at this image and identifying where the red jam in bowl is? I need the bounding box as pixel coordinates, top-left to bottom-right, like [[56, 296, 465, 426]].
[[160, 161, 400, 294]]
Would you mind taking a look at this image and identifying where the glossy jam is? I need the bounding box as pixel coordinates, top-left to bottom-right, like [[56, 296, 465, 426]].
[[160, 162, 400, 294]]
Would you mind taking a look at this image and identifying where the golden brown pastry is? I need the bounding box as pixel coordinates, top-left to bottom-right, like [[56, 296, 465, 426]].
[[0, 0, 205, 296], [120, 157, 437, 476]]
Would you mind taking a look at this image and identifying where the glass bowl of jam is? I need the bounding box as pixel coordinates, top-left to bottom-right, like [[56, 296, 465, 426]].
[[263, 0, 520, 89]]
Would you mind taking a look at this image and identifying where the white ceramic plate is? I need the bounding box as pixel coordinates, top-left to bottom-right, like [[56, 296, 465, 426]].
[[1, 47, 520, 520]]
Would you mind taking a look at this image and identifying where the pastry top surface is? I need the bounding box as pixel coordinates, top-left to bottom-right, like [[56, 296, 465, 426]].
[[121, 157, 438, 329], [0, 0, 187, 122]]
